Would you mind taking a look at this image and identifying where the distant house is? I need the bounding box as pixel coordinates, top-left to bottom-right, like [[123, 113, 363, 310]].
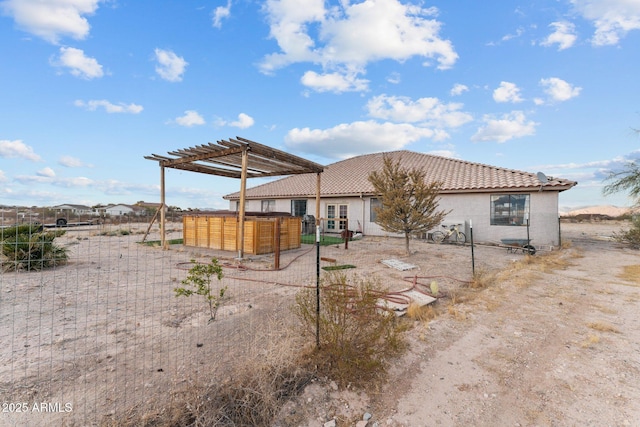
[[224, 150, 577, 247], [103, 204, 142, 217], [52, 204, 95, 216]]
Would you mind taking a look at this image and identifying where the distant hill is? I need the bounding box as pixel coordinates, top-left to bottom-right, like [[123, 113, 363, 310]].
[[560, 205, 633, 217]]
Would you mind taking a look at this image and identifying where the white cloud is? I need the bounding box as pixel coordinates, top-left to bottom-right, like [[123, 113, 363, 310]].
[[37, 167, 56, 178], [154, 48, 188, 82], [539, 77, 582, 102], [536, 150, 640, 185], [212, 0, 231, 28], [0, 139, 42, 161], [215, 113, 256, 129], [229, 113, 255, 129], [366, 94, 473, 128], [93, 179, 157, 196], [570, 0, 640, 46], [174, 110, 205, 127], [58, 155, 90, 168], [450, 83, 469, 96], [386, 72, 401, 84], [260, 0, 457, 93], [471, 111, 538, 143], [541, 21, 578, 50], [538, 158, 623, 170], [286, 120, 437, 159], [501, 27, 525, 42], [427, 149, 459, 158], [300, 70, 369, 93], [15, 173, 93, 187], [0, 170, 7, 182], [0, 0, 100, 44], [493, 81, 523, 103], [52, 47, 103, 79], [74, 99, 143, 114], [283, 94, 474, 158]]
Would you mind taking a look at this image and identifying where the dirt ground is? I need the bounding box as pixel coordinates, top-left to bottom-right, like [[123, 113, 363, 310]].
[[1, 220, 639, 426], [284, 220, 640, 427]]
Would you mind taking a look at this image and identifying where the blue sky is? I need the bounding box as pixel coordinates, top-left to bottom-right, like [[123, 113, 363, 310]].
[[1, 0, 639, 211]]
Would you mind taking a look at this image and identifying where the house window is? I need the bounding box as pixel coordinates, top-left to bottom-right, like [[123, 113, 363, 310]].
[[491, 194, 530, 226], [326, 204, 348, 230], [291, 200, 307, 217], [370, 198, 382, 222], [261, 200, 275, 213]]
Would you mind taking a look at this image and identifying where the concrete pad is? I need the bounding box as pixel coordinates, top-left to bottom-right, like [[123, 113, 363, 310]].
[[378, 289, 436, 317], [402, 289, 437, 307], [381, 259, 417, 271]]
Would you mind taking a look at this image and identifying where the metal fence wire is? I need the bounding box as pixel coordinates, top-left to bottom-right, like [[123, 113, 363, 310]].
[[1, 209, 527, 426]]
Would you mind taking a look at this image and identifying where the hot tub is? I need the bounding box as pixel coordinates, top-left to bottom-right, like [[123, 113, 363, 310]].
[[182, 211, 301, 255]]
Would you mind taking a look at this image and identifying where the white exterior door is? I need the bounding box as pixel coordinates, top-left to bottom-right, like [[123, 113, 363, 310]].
[[326, 204, 348, 230]]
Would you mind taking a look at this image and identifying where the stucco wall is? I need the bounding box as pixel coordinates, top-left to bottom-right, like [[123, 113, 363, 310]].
[[434, 192, 560, 246], [230, 190, 563, 247]]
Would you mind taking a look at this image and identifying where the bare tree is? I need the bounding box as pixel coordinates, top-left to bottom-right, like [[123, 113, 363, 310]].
[[368, 154, 449, 255]]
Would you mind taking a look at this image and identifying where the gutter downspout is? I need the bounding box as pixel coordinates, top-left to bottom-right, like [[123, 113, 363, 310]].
[[360, 193, 365, 235]]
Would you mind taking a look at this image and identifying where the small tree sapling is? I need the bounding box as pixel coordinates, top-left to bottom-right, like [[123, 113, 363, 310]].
[[175, 258, 228, 322]]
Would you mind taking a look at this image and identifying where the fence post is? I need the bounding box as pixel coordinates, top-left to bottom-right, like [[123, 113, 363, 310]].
[[344, 218, 349, 249], [316, 223, 321, 349], [470, 219, 475, 276], [274, 218, 281, 270], [558, 215, 562, 247]]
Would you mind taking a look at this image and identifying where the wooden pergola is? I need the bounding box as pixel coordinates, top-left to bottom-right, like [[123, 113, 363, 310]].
[[144, 136, 324, 257]]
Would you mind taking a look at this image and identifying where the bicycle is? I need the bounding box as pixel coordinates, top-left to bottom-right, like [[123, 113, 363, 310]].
[[431, 223, 466, 244]]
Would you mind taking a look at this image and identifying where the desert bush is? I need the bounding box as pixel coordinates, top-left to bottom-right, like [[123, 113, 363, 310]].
[[195, 356, 313, 426], [406, 302, 438, 322], [468, 267, 495, 289], [612, 217, 640, 249], [294, 272, 407, 388], [107, 325, 313, 427], [0, 224, 68, 272], [99, 229, 132, 236]]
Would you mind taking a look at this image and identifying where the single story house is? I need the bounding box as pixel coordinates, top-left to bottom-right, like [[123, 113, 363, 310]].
[[223, 150, 577, 247], [102, 204, 145, 217]]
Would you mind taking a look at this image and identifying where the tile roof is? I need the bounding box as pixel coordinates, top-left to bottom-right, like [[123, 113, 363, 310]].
[[224, 150, 577, 200]]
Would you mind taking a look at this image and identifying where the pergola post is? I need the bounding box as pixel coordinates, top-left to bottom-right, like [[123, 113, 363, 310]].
[[237, 147, 248, 259], [160, 165, 166, 250]]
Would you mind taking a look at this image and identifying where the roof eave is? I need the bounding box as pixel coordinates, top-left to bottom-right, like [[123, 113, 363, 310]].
[[224, 184, 577, 200]]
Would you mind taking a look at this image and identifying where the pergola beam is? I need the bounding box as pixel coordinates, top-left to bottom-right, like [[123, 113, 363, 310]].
[[234, 137, 324, 173], [161, 145, 245, 167]]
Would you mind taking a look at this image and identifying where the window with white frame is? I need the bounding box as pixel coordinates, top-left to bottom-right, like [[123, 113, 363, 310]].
[[370, 198, 382, 222], [490, 194, 530, 226]]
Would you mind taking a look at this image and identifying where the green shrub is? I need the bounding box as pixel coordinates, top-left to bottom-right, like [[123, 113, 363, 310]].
[[175, 258, 228, 322], [613, 217, 640, 249], [294, 272, 407, 388], [1, 224, 68, 272]]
